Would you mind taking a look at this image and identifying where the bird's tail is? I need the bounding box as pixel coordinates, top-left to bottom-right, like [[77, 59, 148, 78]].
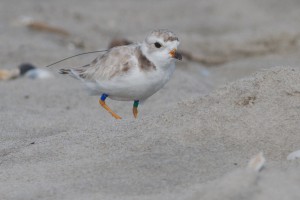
[[59, 68, 101, 96], [59, 68, 86, 81], [59, 68, 71, 74]]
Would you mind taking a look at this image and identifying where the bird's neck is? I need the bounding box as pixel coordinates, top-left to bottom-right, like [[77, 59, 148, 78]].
[[140, 44, 172, 70]]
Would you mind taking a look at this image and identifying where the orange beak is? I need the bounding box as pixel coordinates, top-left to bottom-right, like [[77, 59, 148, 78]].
[[169, 49, 182, 60]]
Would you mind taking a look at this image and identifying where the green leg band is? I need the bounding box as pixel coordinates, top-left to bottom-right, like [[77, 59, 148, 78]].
[[133, 100, 139, 108]]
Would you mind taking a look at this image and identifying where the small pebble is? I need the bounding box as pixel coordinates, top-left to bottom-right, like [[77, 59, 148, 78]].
[[287, 149, 300, 160]]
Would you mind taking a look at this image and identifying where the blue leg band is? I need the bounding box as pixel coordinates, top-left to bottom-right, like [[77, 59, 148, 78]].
[[100, 93, 108, 101]]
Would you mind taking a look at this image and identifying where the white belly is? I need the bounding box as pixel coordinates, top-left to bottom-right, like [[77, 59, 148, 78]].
[[85, 63, 175, 101]]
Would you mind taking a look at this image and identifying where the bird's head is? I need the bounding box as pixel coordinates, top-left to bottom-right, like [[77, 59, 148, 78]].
[[141, 29, 181, 67]]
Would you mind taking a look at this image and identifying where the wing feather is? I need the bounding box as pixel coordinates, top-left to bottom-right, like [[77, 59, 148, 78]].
[[80, 44, 138, 81]]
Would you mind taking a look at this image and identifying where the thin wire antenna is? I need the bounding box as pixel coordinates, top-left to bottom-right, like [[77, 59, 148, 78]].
[[44, 50, 108, 68]]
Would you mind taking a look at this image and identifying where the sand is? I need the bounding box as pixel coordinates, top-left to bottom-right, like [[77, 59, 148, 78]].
[[1, 0, 300, 199]]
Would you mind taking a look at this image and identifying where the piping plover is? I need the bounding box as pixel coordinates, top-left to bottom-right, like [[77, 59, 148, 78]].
[[60, 29, 182, 119]]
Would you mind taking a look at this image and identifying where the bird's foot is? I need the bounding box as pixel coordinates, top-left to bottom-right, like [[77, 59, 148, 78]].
[[133, 107, 138, 118], [133, 100, 139, 119], [99, 99, 122, 119]]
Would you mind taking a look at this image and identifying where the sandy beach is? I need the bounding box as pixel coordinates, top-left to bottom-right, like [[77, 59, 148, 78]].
[[1, 0, 300, 199]]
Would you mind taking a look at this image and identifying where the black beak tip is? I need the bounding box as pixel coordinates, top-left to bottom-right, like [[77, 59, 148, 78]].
[[175, 52, 182, 60]]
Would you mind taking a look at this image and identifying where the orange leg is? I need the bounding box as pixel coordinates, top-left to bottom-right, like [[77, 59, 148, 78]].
[[99, 94, 122, 119], [132, 100, 139, 119]]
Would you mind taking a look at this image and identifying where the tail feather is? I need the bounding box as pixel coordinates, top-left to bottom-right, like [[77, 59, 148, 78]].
[[59, 68, 86, 80], [60, 67, 102, 96], [59, 69, 71, 74]]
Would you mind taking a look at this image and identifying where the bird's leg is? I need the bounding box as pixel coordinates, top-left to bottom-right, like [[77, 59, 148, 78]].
[[133, 100, 139, 118], [99, 94, 122, 119]]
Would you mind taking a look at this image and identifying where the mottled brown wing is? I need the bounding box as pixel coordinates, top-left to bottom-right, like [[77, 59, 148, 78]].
[[79, 45, 138, 81]]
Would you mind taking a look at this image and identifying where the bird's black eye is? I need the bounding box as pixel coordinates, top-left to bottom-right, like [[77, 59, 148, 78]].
[[154, 42, 162, 48]]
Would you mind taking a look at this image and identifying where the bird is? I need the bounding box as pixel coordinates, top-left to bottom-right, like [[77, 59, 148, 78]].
[[59, 29, 182, 119]]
